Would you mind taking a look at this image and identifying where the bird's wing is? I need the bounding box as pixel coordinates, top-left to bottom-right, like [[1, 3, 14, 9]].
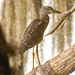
[[19, 19, 43, 49]]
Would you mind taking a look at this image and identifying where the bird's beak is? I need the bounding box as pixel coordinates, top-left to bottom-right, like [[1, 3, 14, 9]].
[[51, 9, 61, 14]]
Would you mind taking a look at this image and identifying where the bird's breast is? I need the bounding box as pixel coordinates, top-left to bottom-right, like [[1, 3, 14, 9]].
[[40, 18, 49, 34]]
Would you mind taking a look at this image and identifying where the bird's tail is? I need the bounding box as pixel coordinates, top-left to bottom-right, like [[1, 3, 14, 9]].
[[18, 45, 30, 55]]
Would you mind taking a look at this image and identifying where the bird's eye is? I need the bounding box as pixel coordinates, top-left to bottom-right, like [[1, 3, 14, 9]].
[[47, 8, 50, 11]]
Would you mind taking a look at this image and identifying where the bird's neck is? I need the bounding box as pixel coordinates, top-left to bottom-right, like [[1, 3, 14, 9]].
[[39, 14, 49, 21]]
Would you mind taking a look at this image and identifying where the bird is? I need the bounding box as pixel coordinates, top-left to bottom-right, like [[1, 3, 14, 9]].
[[18, 6, 61, 69]]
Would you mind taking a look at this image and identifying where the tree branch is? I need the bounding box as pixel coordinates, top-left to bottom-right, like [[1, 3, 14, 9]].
[[45, 4, 75, 36], [27, 44, 75, 75]]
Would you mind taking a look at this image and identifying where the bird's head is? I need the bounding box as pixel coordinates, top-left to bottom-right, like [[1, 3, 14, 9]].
[[40, 6, 61, 15]]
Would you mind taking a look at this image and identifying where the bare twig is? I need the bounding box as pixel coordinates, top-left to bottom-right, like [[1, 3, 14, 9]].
[[45, 4, 75, 36], [58, 15, 70, 29], [27, 44, 75, 75]]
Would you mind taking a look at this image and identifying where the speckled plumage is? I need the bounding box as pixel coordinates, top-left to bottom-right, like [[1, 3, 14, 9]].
[[19, 16, 49, 54], [18, 6, 60, 54]]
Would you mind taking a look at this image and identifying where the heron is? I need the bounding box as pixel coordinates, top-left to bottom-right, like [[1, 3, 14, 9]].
[[18, 6, 61, 69]]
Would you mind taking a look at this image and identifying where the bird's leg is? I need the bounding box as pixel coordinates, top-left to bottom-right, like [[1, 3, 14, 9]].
[[36, 44, 41, 66], [32, 47, 34, 69]]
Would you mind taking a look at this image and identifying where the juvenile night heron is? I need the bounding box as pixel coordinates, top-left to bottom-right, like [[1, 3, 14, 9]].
[[18, 6, 61, 69]]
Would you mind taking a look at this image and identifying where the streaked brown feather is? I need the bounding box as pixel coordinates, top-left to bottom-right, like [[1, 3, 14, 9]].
[[18, 14, 49, 54]]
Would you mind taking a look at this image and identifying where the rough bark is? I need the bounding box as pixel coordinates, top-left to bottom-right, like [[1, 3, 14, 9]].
[[27, 44, 75, 75]]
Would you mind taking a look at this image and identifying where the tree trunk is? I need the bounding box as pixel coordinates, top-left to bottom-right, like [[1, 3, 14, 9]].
[[0, 25, 11, 75], [0, 0, 27, 75]]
